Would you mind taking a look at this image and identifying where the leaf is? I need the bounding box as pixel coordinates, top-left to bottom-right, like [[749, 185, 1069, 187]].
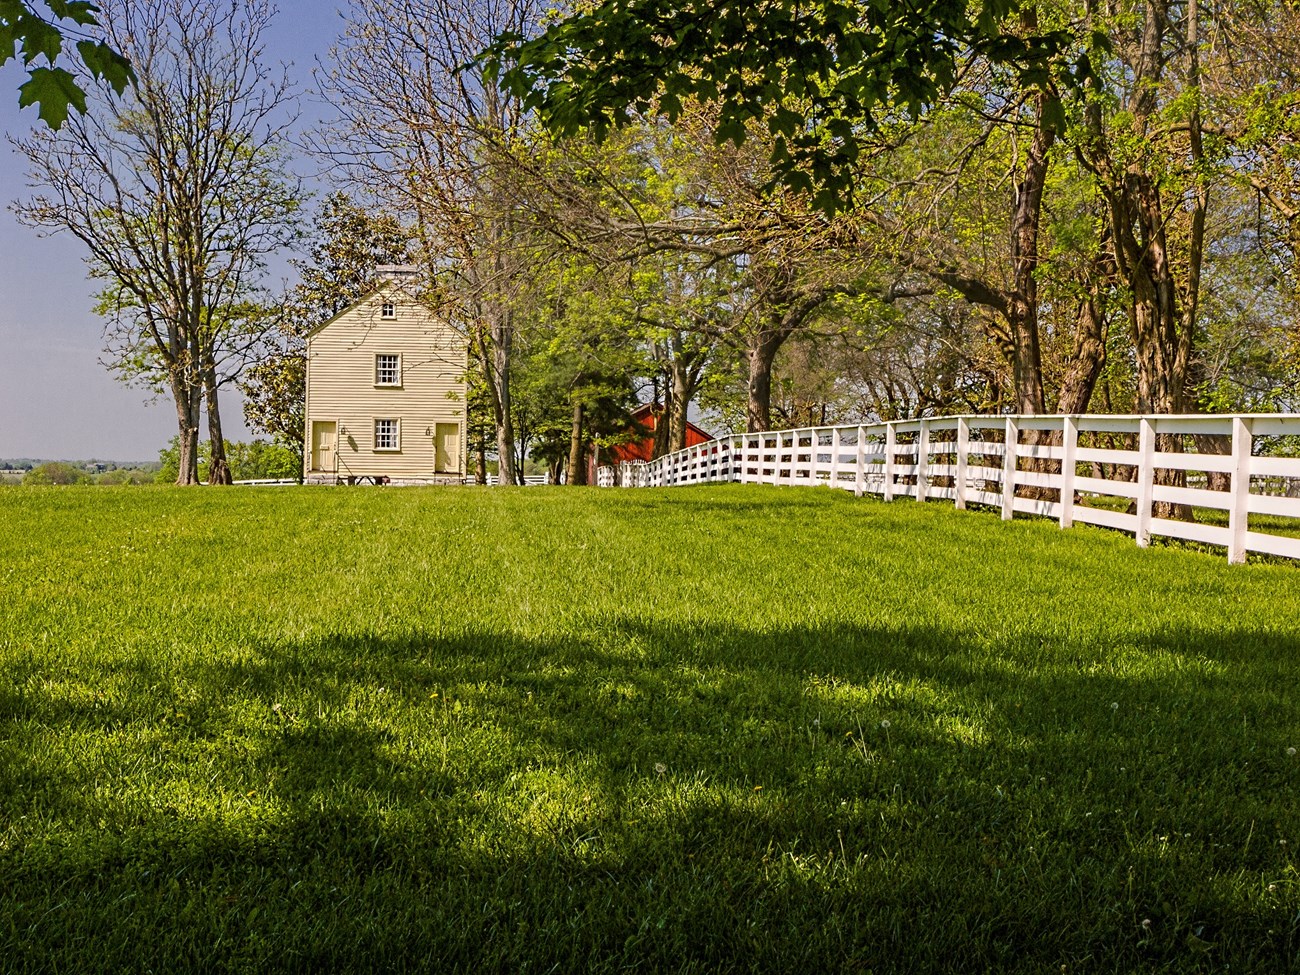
[[17, 14, 62, 64], [18, 65, 86, 128], [48, 0, 101, 26], [78, 39, 135, 94], [715, 118, 746, 147]]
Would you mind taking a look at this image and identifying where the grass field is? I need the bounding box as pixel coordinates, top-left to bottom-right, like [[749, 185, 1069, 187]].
[[1, 484, 1298, 973]]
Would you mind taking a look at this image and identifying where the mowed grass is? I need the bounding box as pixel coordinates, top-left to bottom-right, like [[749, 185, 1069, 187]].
[[1, 485, 1298, 974]]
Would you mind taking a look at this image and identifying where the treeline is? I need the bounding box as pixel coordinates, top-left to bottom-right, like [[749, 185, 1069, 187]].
[[291, 0, 1300, 483], [14, 0, 1300, 485], [5, 441, 297, 487]]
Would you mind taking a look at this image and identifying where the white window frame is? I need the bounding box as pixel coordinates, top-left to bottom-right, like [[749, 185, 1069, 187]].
[[374, 418, 401, 452], [381, 300, 395, 318], [375, 353, 402, 387]]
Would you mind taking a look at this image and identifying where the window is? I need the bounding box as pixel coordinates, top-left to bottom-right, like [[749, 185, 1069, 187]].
[[375, 353, 401, 386], [381, 301, 395, 318], [374, 418, 400, 451]]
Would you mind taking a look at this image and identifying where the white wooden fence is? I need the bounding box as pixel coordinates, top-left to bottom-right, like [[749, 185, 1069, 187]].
[[601, 413, 1300, 564]]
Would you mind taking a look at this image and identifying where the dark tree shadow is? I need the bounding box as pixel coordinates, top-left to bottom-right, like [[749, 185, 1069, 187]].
[[3, 617, 1299, 973]]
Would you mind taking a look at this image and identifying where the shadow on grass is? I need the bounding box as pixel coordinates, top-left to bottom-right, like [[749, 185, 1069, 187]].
[[3, 618, 1299, 973]]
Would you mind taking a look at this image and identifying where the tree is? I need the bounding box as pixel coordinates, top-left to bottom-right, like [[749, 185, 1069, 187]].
[[520, 107, 873, 433], [321, 0, 545, 487], [23, 461, 89, 485], [12, 0, 300, 485], [487, 0, 1077, 211], [2, 0, 131, 127], [240, 194, 413, 473]]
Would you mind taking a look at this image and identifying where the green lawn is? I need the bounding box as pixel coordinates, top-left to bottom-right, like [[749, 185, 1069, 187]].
[[1, 485, 1298, 973]]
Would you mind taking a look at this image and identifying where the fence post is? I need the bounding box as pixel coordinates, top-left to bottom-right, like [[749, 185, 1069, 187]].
[[884, 423, 897, 502], [955, 416, 969, 510], [917, 419, 930, 502], [830, 426, 841, 488], [1060, 415, 1078, 529], [1136, 417, 1155, 547], [1228, 416, 1252, 564], [1001, 416, 1018, 520], [855, 425, 866, 497]]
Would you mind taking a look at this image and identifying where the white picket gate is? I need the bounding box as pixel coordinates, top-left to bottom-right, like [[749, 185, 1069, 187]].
[[600, 413, 1300, 564]]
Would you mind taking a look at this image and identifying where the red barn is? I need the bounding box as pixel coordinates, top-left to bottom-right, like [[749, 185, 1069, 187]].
[[585, 404, 714, 482], [610, 403, 713, 465]]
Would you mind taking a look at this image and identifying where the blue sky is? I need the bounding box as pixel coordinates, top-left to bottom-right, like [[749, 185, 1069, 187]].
[[0, 1, 349, 460]]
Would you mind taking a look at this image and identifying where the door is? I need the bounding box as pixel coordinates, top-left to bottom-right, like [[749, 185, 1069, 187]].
[[434, 423, 460, 473], [311, 421, 337, 472]]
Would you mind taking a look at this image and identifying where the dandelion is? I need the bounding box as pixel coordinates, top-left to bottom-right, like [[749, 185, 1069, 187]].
[[1142, 919, 1152, 930], [1111, 702, 1119, 711], [654, 762, 667, 776], [880, 719, 891, 729], [1288, 747, 1296, 757], [1269, 883, 1278, 893]]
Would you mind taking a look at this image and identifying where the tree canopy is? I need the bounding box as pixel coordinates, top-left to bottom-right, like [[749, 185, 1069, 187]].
[[486, 0, 1078, 210]]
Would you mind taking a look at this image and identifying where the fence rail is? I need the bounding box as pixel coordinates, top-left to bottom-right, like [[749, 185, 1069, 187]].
[[599, 413, 1300, 564]]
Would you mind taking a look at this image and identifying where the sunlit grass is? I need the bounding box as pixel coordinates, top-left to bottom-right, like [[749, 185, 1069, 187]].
[[1, 484, 1298, 972]]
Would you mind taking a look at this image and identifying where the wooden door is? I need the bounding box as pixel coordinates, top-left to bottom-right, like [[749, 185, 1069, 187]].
[[435, 423, 459, 473], [311, 421, 337, 472]]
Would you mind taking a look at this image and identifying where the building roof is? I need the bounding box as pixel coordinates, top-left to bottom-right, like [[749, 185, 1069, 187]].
[[304, 271, 429, 339]]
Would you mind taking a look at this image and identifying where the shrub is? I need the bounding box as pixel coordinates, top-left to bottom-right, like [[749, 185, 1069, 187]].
[[23, 462, 90, 485]]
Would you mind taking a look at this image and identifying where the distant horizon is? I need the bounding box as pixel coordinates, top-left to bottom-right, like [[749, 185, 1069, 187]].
[[2, 455, 163, 468]]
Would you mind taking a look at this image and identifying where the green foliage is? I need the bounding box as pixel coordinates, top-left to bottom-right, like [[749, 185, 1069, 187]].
[[94, 467, 155, 485], [157, 437, 297, 483], [0, 487, 1298, 970], [509, 254, 646, 478], [486, 0, 1079, 210], [2, 0, 132, 127], [224, 440, 299, 482], [21, 460, 89, 485], [239, 351, 306, 463]]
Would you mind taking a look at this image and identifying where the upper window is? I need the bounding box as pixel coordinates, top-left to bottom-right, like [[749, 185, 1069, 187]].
[[374, 418, 400, 451], [381, 301, 395, 318], [375, 353, 401, 386]]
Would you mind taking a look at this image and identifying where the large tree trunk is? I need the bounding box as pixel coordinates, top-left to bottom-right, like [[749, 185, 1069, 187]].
[[669, 357, 692, 452], [567, 396, 586, 486], [491, 309, 517, 486], [473, 310, 517, 487], [1054, 269, 1110, 414], [202, 353, 233, 485], [169, 366, 202, 486], [746, 336, 781, 433], [1007, 87, 1053, 415], [652, 388, 673, 460]]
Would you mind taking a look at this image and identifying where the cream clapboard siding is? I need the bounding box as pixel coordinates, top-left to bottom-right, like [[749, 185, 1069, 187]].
[[305, 287, 468, 481]]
